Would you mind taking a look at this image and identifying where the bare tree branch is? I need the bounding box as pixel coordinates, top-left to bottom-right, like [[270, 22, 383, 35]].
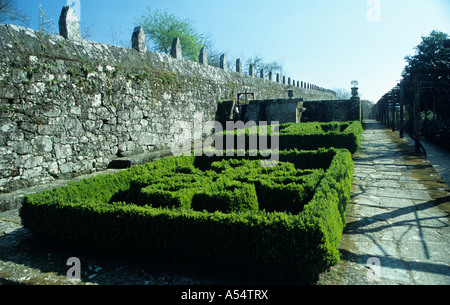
[[0, 0, 29, 25], [38, 3, 56, 34], [332, 88, 352, 100], [81, 22, 95, 40]]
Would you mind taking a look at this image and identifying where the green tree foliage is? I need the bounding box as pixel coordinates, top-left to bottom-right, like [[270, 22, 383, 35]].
[[137, 8, 207, 62], [401, 30, 450, 141], [135, 8, 285, 73], [403, 30, 450, 77]]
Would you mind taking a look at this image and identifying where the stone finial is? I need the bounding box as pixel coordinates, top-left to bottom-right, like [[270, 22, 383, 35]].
[[268, 72, 273, 81], [59, 6, 81, 41], [276, 73, 280, 83], [249, 64, 255, 77], [199, 47, 208, 65], [170, 37, 182, 59], [132, 26, 147, 53], [236, 59, 242, 73], [282, 76, 286, 84], [260, 69, 265, 79], [220, 54, 227, 70]]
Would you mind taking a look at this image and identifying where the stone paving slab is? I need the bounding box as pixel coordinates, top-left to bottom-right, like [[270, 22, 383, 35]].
[[325, 120, 450, 285]]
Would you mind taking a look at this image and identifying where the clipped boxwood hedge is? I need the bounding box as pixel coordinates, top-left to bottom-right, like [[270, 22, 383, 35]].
[[279, 121, 363, 153], [217, 121, 362, 153], [20, 148, 353, 281]]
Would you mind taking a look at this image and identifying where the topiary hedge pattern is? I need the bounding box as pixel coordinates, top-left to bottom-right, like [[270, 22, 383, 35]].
[[278, 121, 363, 153], [217, 121, 363, 153], [20, 148, 353, 281]]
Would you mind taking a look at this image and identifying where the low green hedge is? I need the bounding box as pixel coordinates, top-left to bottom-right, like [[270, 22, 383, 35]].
[[216, 121, 362, 153], [20, 148, 353, 281], [128, 157, 325, 214], [279, 121, 362, 153], [191, 180, 259, 213]]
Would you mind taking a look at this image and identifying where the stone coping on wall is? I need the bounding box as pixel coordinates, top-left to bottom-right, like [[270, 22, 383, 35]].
[[0, 19, 337, 195]]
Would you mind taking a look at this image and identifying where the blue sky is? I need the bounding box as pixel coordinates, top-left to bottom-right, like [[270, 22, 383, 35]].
[[16, 0, 450, 102]]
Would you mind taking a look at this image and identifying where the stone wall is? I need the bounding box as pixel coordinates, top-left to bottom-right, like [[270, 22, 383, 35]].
[[301, 98, 361, 123], [244, 98, 305, 124], [0, 23, 336, 193]]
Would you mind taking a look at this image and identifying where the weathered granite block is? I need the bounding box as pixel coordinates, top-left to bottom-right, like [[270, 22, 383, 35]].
[[236, 59, 242, 73], [170, 37, 182, 59], [220, 54, 227, 70], [132, 26, 147, 53], [58, 6, 81, 41], [249, 64, 255, 77], [199, 47, 208, 65]]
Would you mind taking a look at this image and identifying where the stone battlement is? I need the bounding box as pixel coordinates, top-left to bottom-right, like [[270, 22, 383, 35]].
[[0, 6, 337, 194]]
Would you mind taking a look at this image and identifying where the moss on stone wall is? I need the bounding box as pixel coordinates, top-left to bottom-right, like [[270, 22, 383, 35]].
[[0, 23, 337, 193]]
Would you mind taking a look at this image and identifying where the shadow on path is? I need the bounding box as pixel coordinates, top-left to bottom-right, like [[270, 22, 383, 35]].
[[334, 120, 450, 284]]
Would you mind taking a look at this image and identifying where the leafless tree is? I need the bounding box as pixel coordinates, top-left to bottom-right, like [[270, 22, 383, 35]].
[[38, 3, 56, 34], [109, 22, 130, 48], [245, 55, 285, 78], [333, 88, 352, 100], [81, 21, 95, 40], [38, 3, 94, 39], [0, 0, 30, 25]]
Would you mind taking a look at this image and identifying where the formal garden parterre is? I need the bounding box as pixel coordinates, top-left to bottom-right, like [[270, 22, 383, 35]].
[[19, 121, 362, 281]]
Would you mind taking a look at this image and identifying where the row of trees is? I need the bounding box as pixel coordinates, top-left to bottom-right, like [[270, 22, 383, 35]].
[[374, 30, 450, 150]]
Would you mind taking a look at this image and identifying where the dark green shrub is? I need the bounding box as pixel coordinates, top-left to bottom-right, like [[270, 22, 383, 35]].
[[20, 148, 353, 281], [191, 180, 258, 213], [214, 121, 362, 153], [278, 121, 362, 153], [137, 183, 196, 209]]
